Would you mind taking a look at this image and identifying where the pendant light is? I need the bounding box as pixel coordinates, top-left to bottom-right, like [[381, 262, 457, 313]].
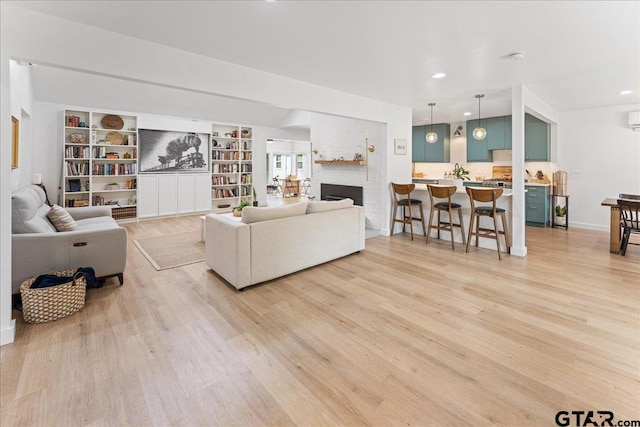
[[425, 102, 438, 144], [472, 94, 487, 140]]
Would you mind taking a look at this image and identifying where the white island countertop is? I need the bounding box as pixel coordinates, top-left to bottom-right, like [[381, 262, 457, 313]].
[[413, 187, 514, 197]]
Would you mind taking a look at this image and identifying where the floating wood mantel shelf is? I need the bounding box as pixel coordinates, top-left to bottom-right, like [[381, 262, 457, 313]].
[[314, 160, 365, 165]]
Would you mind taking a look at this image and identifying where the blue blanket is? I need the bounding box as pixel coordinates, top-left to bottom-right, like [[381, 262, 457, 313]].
[[30, 267, 101, 289]]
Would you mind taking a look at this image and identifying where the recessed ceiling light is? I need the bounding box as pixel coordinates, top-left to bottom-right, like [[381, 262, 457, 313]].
[[463, 112, 472, 116], [431, 72, 446, 79], [618, 90, 633, 95]]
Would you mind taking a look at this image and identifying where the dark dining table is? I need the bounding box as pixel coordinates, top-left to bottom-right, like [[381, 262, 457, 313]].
[[601, 198, 621, 254]]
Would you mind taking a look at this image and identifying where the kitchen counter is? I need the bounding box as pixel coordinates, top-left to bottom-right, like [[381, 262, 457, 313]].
[[409, 187, 512, 251], [412, 178, 440, 185], [525, 182, 551, 187]]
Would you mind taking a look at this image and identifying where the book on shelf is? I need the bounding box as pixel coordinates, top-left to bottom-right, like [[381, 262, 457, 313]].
[[65, 115, 83, 127], [66, 199, 89, 207], [66, 161, 88, 176], [92, 195, 105, 206]]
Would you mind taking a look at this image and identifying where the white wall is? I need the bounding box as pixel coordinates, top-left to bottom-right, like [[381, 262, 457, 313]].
[[10, 61, 35, 190], [1, 3, 412, 344], [558, 104, 640, 230], [310, 113, 387, 231], [1, 61, 34, 344]]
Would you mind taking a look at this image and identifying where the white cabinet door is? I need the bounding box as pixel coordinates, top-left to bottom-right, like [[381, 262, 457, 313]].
[[177, 174, 196, 214], [158, 174, 178, 216], [137, 175, 159, 218], [195, 174, 212, 212]]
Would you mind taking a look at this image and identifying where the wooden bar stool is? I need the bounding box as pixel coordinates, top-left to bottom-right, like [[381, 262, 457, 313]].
[[426, 184, 466, 249], [465, 187, 511, 260], [391, 183, 426, 240]]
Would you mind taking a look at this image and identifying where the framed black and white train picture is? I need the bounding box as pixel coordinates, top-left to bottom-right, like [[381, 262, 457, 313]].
[[138, 129, 210, 173]]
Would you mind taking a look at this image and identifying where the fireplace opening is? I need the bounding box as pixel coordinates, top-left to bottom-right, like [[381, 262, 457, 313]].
[[320, 183, 363, 206]]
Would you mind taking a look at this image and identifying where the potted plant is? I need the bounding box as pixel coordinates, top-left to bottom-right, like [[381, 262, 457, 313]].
[[452, 163, 471, 181], [555, 204, 567, 225], [252, 187, 258, 206], [233, 198, 252, 217]]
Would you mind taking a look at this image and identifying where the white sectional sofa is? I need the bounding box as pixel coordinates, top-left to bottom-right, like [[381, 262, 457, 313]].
[[205, 199, 365, 290]]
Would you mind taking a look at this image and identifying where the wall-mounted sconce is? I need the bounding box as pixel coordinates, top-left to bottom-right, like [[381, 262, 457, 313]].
[[453, 125, 464, 137], [365, 131, 375, 181]]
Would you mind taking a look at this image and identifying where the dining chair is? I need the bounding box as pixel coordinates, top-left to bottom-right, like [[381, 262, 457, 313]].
[[617, 196, 640, 256]]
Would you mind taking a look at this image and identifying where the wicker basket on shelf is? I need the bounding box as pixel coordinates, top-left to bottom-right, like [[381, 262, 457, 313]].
[[20, 269, 87, 324]]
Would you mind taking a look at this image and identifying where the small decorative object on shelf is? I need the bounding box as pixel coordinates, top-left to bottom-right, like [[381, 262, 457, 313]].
[[69, 133, 86, 144], [101, 114, 124, 130]]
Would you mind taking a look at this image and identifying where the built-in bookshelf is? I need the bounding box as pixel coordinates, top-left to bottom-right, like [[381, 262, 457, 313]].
[[211, 124, 253, 211], [63, 109, 138, 220]]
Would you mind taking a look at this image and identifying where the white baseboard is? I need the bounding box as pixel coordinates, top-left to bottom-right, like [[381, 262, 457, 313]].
[[0, 319, 16, 346], [510, 246, 528, 257], [569, 222, 609, 232]]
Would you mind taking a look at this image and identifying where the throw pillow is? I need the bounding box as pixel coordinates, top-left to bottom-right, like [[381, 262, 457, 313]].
[[47, 204, 77, 231], [241, 201, 307, 224], [306, 198, 354, 214]]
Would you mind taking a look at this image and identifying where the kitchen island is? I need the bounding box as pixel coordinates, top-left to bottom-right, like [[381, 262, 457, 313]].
[[409, 184, 512, 252]]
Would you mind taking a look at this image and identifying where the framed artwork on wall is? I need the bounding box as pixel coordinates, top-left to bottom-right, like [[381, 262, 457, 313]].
[[11, 116, 19, 169], [138, 129, 210, 173], [394, 138, 407, 155]]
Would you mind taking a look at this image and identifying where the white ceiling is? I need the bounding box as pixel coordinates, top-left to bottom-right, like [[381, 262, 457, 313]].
[[10, 1, 640, 125]]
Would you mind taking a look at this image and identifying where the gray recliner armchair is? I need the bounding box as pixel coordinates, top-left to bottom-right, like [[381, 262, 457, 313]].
[[11, 185, 127, 294]]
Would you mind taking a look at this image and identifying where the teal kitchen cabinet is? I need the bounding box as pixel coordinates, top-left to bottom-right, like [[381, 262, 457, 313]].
[[466, 119, 493, 162], [525, 113, 549, 161], [486, 116, 512, 150], [525, 185, 550, 227], [425, 123, 450, 163], [412, 125, 426, 162], [413, 124, 450, 163], [504, 115, 512, 148]]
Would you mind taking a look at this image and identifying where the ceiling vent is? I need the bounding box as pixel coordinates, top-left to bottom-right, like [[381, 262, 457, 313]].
[[628, 111, 640, 131]]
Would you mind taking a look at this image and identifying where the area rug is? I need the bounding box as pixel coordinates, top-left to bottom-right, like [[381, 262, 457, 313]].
[[133, 230, 204, 270]]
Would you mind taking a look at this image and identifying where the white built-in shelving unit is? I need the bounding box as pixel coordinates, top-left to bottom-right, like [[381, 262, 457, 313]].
[[63, 109, 138, 220], [211, 124, 253, 212]]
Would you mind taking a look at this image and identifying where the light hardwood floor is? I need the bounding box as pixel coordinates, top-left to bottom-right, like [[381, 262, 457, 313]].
[[1, 216, 639, 426]]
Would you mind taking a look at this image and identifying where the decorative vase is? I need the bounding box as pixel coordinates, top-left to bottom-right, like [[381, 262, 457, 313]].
[[232, 208, 242, 217]]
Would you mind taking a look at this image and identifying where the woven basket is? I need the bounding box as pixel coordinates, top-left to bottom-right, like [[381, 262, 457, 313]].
[[20, 269, 87, 324]]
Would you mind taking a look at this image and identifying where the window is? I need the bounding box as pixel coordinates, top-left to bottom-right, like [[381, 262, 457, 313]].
[[296, 154, 304, 170]]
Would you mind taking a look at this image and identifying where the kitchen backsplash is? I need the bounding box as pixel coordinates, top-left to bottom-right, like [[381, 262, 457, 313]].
[[414, 161, 556, 182]]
